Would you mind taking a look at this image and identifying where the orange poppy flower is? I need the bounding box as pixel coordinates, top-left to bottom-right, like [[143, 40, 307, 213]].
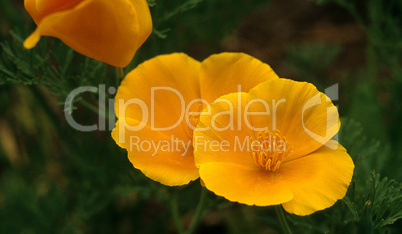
[[23, 0, 152, 67], [193, 79, 354, 215], [111, 53, 279, 186]]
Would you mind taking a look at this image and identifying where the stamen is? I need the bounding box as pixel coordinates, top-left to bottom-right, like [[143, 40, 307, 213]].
[[249, 130, 292, 171]]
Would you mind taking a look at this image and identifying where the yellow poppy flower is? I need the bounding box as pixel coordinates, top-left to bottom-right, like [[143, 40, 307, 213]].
[[112, 53, 279, 186], [23, 0, 152, 67], [193, 79, 354, 215]]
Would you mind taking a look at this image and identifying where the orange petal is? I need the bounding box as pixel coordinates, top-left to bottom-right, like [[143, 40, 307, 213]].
[[112, 118, 199, 186], [128, 0, 153, 49], [194, 92, 257, 168], [25, 0, 81, 24], [128, 149, 199, 186], [24, 0, 152, 67], [199, 53, 279, 103], [200, 162, 293, 206], [23, 28, 41, 49], [248, 79, 340, 160], [115, 53, 201, 139], [280, 141, 354, 215], [24, 0, 43, 23], [34, 0, 82, 21], [113, 54, 202, 185]]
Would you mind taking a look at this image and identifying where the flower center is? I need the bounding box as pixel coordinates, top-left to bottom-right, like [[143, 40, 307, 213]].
[[249, 130, 292, 171]]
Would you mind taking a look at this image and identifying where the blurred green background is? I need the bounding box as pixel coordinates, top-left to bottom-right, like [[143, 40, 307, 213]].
[[0, 0, 401, 233]]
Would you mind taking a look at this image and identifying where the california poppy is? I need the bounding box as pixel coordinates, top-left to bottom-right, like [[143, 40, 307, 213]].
[[112, 53, 279, 186], [194, 79, 354, 215], [23, 0, 152, 67]]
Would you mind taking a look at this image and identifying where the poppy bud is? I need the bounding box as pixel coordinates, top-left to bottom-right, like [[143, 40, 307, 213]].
[[24, 0, 152, 67]]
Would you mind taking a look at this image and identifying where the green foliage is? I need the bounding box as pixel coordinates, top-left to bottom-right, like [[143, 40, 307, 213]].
[[342, 172, 402, 233], [340, 119, 402, 232], [339, 119, 389, 179], [365, 172, 402, 229], [0, 30, 112, 107]]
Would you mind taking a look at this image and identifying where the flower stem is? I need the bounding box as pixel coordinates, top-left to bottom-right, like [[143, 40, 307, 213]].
[[115, 67, 124, 87], [275, 206, 292, 234], [186, 188, 207, 234], [170, 192, 185, 234]]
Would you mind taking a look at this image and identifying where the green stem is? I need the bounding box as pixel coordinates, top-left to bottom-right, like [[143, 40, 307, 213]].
[[186, 188, 207, 234], [170, 192, 185, 234], [79, 99, 102, 117], [116, 67, 124, 87], [275, 206, 292, 234]]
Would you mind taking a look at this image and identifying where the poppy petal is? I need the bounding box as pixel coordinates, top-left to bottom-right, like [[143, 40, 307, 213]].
[[112, 118, 199, 186], [280, 141, 354, 215], [113, 53, 201, 185], [200, 162, 293, 206], [24, 0, 152, 67], [128, 0, 153, 49], [194, 92, 257, 168], [199, 53, 279, 103], [248, 79, 340, 160], [115, 53, 201, 139], [25, 0, 82, 23]]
